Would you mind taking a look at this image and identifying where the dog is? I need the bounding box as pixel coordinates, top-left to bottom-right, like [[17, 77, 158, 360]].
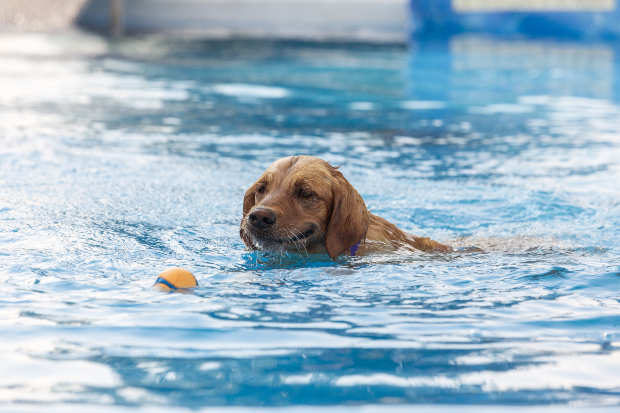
[[240, 156, 452, 259]]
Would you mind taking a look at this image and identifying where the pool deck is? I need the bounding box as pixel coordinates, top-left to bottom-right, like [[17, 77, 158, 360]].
[[0, 0, 89, 31]]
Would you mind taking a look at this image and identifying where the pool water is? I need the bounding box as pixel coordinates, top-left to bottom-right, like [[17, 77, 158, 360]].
[[1, 31, 620, 411]]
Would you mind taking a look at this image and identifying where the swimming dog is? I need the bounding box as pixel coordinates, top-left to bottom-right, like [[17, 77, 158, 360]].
[[240, 156, 451, 259]]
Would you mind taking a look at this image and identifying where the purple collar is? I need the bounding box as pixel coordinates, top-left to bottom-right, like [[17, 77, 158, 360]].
[[350, 242, 360, 256]]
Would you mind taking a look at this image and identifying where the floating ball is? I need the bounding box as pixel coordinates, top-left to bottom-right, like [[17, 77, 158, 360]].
[[153, 267, 198, 291]]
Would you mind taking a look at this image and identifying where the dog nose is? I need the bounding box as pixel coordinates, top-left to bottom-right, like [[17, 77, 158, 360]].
[[249, 208, 276, 230]]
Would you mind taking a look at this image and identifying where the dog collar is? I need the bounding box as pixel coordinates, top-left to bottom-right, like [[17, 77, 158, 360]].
[[350, 241, 360, 256]]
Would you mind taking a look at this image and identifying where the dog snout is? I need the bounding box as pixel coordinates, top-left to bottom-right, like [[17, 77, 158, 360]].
[[249, 208, 276, 230]]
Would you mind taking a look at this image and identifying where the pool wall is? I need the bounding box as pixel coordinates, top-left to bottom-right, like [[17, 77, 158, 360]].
[[410, 0, 620, 39], [77, 0, 409, 42]]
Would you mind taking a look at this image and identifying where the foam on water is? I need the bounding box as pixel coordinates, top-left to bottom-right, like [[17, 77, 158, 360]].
[[0, 32, 619, 411]]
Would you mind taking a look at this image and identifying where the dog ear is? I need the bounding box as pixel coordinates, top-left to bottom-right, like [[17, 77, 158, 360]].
[[240, 186, 257, 249], [325, 170, 369, 259]]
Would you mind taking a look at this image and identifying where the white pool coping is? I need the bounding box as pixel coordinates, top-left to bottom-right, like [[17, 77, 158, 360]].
[[79, 0, 410, 43]]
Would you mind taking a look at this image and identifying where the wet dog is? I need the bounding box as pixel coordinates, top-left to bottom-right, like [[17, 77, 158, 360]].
[[240, 156, 451, 259]]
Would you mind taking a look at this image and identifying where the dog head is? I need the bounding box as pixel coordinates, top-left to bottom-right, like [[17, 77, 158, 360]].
[[240, 156, 369, 259]]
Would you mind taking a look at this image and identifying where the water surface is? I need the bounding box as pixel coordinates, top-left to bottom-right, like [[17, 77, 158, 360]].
[[0, 31, 619, 411]]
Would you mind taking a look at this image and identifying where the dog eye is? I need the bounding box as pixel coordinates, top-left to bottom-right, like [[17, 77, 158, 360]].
[[257, 186, 266, 194], [298, 189, 313, 198]]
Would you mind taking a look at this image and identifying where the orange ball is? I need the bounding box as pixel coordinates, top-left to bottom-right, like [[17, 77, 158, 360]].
[[153, 267, 198, 291]]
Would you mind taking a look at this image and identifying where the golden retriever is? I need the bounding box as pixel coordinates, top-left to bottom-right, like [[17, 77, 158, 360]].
[[240, 155, 452, 259]]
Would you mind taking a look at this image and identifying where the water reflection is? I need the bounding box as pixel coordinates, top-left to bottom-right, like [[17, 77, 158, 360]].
[[409, 34, 618, 104]]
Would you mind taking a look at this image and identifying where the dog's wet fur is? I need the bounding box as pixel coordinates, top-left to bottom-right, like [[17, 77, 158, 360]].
[[240, 156, 453, 259]]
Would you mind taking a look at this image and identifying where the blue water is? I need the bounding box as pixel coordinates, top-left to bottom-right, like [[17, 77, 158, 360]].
[[1, 32, 620, 412]]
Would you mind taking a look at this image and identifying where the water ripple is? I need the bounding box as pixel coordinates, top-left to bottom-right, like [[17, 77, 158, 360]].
[[0, 32, 619, 409]]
